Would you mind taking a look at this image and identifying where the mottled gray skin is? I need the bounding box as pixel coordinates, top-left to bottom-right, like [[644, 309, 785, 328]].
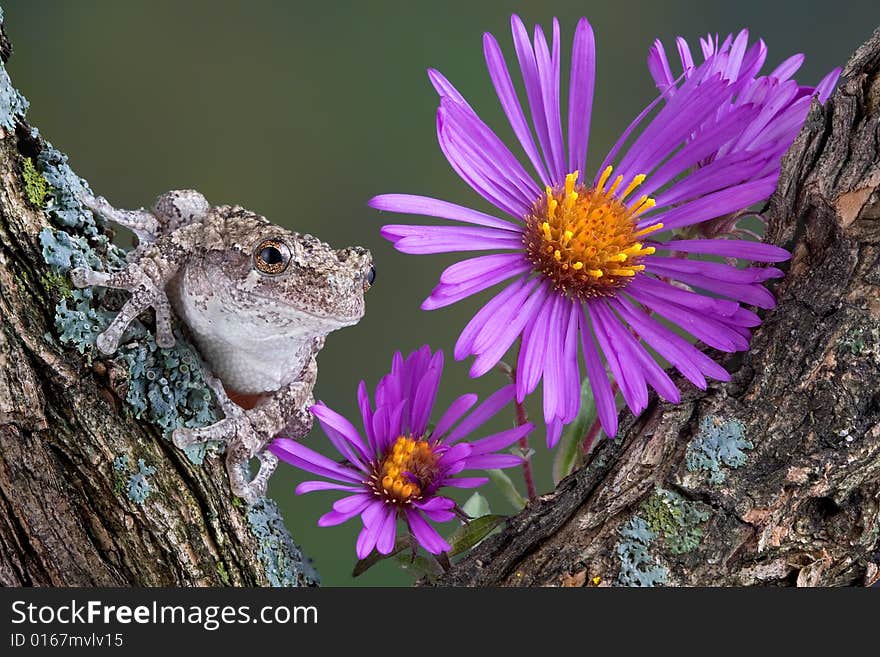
[[71, 190, 373, 503]]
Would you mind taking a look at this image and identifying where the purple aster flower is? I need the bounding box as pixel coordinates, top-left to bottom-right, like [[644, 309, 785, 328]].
[[370, 15, 839, 447], [647, 30, 840, 237], [269, 346, 532, 559]]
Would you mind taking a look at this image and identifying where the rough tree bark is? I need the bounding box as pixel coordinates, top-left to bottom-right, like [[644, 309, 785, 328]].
[[436, 28, 880, 587], [0, 16, 316, 586]]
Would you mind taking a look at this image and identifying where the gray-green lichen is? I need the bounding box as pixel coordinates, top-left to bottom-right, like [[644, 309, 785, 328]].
[[615, 488, 710, 586], [686, 416, 753, 484], [127, 459, 157, 504], [112, 454, 156, 504], [247, 499, 319, 587], [616, 517, 668, 587], [641, 488, 710, 555], [119, 333, 219, 464], [0, 57, 28, 130]]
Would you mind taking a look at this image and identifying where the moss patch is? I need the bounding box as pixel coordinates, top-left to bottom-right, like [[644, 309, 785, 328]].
[[22, 156, 48, 208]]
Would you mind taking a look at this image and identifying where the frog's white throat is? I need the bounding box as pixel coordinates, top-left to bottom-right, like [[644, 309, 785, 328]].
[[173, 285, 329, 395]]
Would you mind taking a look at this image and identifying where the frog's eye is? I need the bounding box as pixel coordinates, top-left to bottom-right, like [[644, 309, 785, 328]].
[[253, 238, 291, 275], [365, 265, 376, 287]]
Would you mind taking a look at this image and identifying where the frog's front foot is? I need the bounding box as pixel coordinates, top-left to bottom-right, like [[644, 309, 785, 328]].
[[70, 264, 175, 353], [172, 375, 278, 505]]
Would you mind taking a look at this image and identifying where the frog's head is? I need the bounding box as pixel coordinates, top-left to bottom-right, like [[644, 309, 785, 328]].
[[181, 207, 374, 345]]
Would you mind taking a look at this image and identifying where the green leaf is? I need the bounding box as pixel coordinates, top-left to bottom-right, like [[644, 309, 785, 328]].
[[552, 377, 597, 485], [448, 514, 507, 557], [395, 553, 443, 581], [351, 535, 409, 577], [487, 468, 526, 511], [462, 491, 490, 519]]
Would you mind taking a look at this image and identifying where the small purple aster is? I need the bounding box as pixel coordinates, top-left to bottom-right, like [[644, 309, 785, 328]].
[[370, 15, 840, 447], [269, 346, 532, 559]]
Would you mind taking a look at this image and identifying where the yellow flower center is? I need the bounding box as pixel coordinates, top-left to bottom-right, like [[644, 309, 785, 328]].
[[372, 436, 440, 504], [523, 167, 663, 299]]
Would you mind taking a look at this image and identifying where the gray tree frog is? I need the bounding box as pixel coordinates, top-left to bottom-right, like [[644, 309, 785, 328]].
[[71, 190, 374, 503]]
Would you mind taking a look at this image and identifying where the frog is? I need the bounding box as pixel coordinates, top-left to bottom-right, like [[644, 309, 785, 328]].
[[70, 189, 374, 503]]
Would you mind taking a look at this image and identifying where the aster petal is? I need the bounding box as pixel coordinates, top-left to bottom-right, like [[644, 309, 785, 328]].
[[269, 438, 364, 482], [629, 273, 742, 317], [639, 102, 763, 197], [427, 67, 474, 109], [647, 39, 675, 91], [676, 36, 696, 72], [651, 146, 776, 210], [483, 31, 551, 184], [470, 277, 538, 355], [422, 262, 531, 310], [511, 14, 557, 183], [657, 238, 790, 262], [438, 442, 473, 472], [357, 381, 378, 455], [466, 454, 524, 469], [455, 277, 531, 359], [588, 301, 649, 413], [533, 20, 566, 180], [440, 97, 542, 209], [415, 497, 457, 522], [639, 175, 777, 231], [614, 299, 710, 389], [442, 476, 490, 488], [578, 305, 618, 437], [375, 507, 398, 555], [647, 257, 783, 284], [405, 509, 452, 555], [296, 481, 363, 495], [356, 519, 381, 560], [440, 253, 530, 285], [410, 350, 444, 437], [382, 224, 524, 255], [318, 497, 373, 528], [311, 402, 370, 466], [431, 393, 478, 440], [648, 262, 777, 309], [626, 282, 748, 352], [558, 297, 582, 424], [516, 290, 555, 401], [568, 18, 596, 175], [617, 74, 736, 184], [469, 279, 548, 377], [369, 194, 521, 232], [815, 67, 841, 103], [540, 293, 566, 424], [445, 384, 515, 444], [467, 422, 534, 456], [437, 104, 531, 218]]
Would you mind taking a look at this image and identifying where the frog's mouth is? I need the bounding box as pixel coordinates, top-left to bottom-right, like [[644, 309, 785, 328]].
[[253, 293, 365, 328]]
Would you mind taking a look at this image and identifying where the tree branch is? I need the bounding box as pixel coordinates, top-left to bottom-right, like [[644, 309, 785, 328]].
[[435, 27, 880, 588]]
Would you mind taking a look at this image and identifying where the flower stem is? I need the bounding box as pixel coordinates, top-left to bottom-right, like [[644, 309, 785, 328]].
[[513, 391, 537, 501], [506, 346, 537, 501]]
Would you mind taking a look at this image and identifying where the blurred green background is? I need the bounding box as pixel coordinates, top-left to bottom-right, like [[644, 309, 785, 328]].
[[3, 0, 875, 585]]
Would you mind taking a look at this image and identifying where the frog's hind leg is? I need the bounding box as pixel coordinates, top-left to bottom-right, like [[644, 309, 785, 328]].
[[82, 189, 209, 243], [82, 193, 161, 245], [70, 264, 175, 353]]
